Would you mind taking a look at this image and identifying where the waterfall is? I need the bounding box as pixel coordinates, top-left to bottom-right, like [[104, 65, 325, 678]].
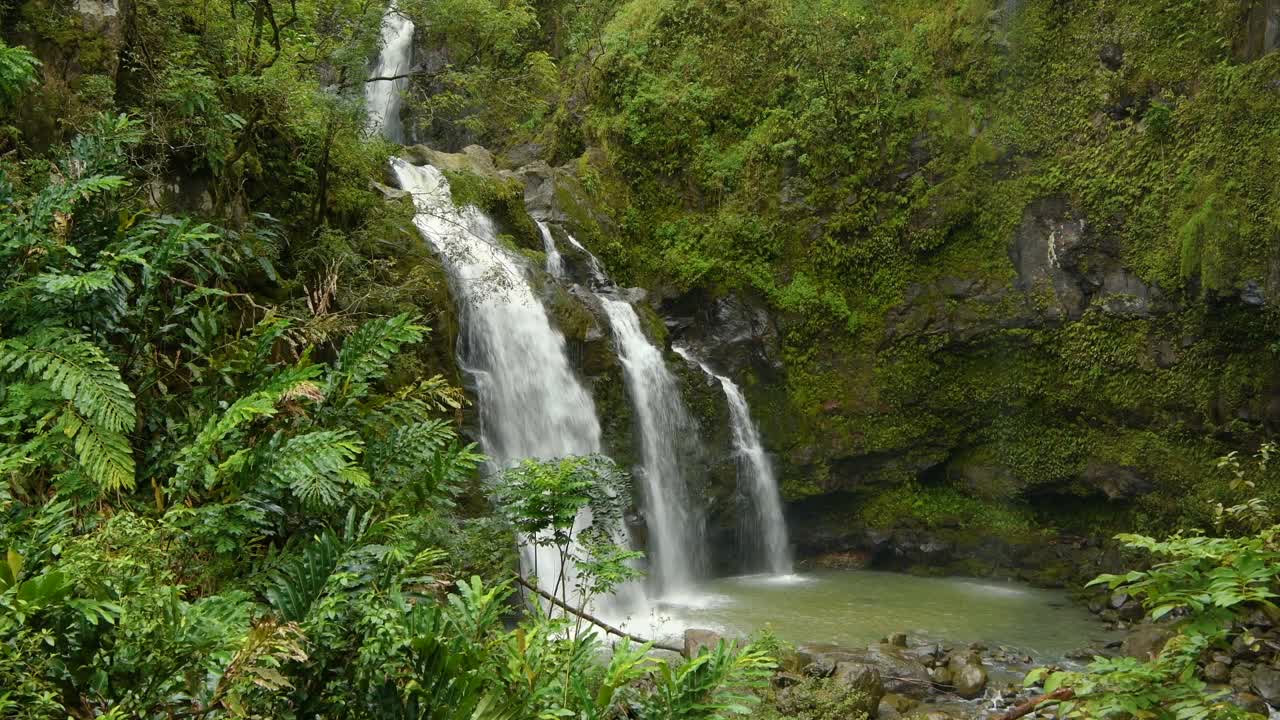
[[599, 298, 706, 597], [674, 346, 792, 576], [566, 233, 610, 288], [390, 158, 644, 614], [366, 2, 414, 142], [536, 220, 565, 278]]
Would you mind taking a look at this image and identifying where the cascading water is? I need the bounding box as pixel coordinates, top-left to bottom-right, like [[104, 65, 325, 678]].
[[674, 346, 793, 576], [536, 220, 565, 278], [365, 2, 414, 142], [566, 233, 610, 288], [599, 298, 706, 597], [390, 158, 644, 615]]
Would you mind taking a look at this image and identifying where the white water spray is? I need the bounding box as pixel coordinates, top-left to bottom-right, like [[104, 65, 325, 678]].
[[390, 158, 644, 615], [566, 233, 610, 288], [365, 2, 414, 142], [674, 346, 792, 576], [536, 220, 565, 278]]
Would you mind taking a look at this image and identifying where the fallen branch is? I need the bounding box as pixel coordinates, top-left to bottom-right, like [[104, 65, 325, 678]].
[[366, 69, 440, 83], [999, 688, 1075, 720], [512, 575, 683, 654]]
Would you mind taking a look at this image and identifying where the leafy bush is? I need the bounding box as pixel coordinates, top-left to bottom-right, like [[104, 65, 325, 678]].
[[1023, 448, 1280, 719], [773, 677, 872, 720]]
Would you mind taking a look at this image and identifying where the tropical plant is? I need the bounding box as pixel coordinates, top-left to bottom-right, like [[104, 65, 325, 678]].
[[1023, 448, 1280, 720], [492, 454, 642, 620]]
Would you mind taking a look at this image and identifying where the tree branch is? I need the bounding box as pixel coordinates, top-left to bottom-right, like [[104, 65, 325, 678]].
[[512, 575, 683, 654], [999, 688, 1075, 720], [365, 69, 438, 83]]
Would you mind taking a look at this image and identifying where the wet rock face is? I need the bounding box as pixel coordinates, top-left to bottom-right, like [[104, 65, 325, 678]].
[[885, 196, 1167, 348], [1235, 0, 1280, 61], [664, 290, 783, 381], [1010, 196, 1090, 320], [1008, 196, 1165, 322]]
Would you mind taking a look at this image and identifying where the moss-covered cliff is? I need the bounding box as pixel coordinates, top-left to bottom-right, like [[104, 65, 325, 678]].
[[475, 0, 1280, 580]]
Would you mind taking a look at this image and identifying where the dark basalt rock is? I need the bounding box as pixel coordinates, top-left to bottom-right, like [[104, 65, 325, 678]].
[[1234, 0, 1280, 61], [1122, 625, 1175, 660], [1082, 462, 1154, 501], [663, 289, 783, 381], [1099, 42, 1125, 71]]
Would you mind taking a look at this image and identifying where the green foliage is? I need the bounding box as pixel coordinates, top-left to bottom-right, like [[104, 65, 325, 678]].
[[0, 329, 138, 490], [400, 0, 557, 144], [641, 640, 774, 719], [860, 481, 1037, 538], [0, 39, 38, 107], [493, 454, 642, 618], [772, 676, 871, 720], [0, 65, 771, 720], [1021, 449, 1280, 719]]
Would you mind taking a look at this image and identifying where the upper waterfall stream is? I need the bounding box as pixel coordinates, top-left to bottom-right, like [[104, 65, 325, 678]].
[[365, 2, 414, 142]]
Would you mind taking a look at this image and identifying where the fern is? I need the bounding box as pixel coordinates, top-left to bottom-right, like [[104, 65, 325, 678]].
[[171, 364, 323, 493], [57, 406, 136, 492], [329, 314, 426, 400], [0, 40, 38, 106], [0, 329, 135, 434], [265, 530, 345, 622], [0, 329, 137, 490], [640, 641, 774, 719], [266, 430, 369, 506]]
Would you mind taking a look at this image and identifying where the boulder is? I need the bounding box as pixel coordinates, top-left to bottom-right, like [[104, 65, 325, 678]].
[[946, 651, 983, 675], [880, 693, 918, 714], [772, 672, 804, 689], [1231, 692, 1270, 715], [683, 628, 722, 658], [1121, 625, 1175, 660], [1251, 666, 1280, 704], [953, 662, 989, 699], [797, 643, 933, 699], [864, 645, 936, 698], [832, 662, 886, 714], [1233, 665, 1256, 694], [796, 643, 860, 678], [1204, 661, 1231, 684]]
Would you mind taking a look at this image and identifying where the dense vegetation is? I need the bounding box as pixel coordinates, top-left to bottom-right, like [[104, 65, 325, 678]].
[[4, 0, 1280, 717], [0, 1, 778, 715]]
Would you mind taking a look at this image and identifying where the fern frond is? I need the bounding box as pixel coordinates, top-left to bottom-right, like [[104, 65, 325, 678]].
[[0, 40, 40, 105], [171, 364, 323, 492], [172, 391, 280, 492], [267, 430, 369, 506], [0, 329, 135, 433], [33, 268, 119, 296], [329, 314, 426, 398], [0, 330, 136, 491], [57, 405, 135, 491]]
